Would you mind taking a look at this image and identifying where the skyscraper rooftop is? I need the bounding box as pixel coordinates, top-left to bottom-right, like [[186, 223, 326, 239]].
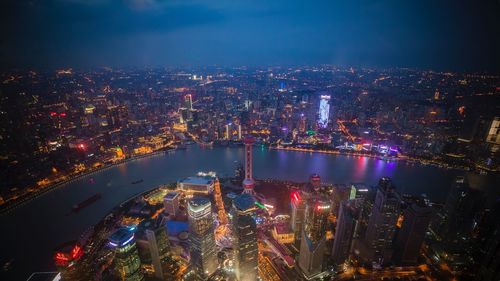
[[233, 193, 256, 212]]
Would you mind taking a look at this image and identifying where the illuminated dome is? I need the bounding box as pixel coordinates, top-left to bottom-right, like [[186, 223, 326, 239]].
[[242, 178, 255, 188]]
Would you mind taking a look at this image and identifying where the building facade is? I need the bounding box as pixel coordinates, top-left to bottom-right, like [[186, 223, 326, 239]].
[[187, 198, 218, 279], [232, 194, 258, 281], [331, 200, 358, 265], [163, 191, 180, 217], [109, 228, 144, 281], [358, 177, 401, 265], [393, 198, 433, 265], [298, 196, 331, 279], [178, 177, 215, 196], [136, 218, 171, 280]]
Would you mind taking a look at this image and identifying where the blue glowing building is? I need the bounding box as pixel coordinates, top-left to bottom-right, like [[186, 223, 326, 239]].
[[318, 95, 330, 128]]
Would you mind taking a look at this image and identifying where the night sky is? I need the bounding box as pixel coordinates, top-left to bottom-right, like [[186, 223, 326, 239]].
[[1, 0, 499, 71]]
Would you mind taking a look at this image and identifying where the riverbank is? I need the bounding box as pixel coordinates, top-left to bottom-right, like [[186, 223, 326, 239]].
[[270, 146, 484, 172], [270, 146, 400, 161], [0, 148, 174, 216]]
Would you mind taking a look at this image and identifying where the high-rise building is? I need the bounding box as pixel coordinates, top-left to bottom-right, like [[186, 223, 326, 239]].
[[393, 198, 433, 265], [108, 228, 144, 281], [477, 202, 500, 281], [136, 218, 171, 280], [485, 117, 500, 152], [290, 190, 308, 246], [358, 177, 401, 265], [163, 191, 180, 217], [184, 94, 193, 110], [179, 108, 189, 124], [433, 176, 482, 241], [427, 176, 484, 273], [298, 113, 307, 133], [298, 196, 331, 279], [331, 200, 358, 265], [318, 95, 330, 128], [242, 136, 256, 195], [331, 184, 352, 216], [225, 123, 242, 140], [187, 198, 218, 279], [232, 193, 258, 281], [478, 226, 500, 281]]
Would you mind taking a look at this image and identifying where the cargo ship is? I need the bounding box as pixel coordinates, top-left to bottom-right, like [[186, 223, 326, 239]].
[[72, 193, 101, 212]]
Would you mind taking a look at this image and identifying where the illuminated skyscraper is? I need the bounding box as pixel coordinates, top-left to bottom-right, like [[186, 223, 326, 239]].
[[187, 198, 218, 280], [108, 228, 144, 281], [184, 94, 193, 110], [393, 198, 433, 265], [434, 176, 482, 241], [225, 123, 242, 140], [232, 194, 258, 281], [163, 191, 180, 217], [331, 200, 358, 265], [486, 117, 500, 152], [318, 95, 330, 128], [358, 177, 401, 265], [242, 136, 256, 195], [290, 190, 310, 246], [298, 196, 331, 279], [136, 218, 171, 280]]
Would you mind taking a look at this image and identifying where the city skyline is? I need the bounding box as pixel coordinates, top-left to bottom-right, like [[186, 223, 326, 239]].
[[0, 1, 499, 281]]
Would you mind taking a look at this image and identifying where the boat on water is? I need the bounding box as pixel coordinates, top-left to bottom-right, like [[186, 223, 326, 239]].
[[131, 179, 144, 184], [72, 193, 101, 212]]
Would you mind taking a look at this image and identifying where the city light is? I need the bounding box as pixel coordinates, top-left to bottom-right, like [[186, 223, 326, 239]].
[[254, 201, 266, 209], [120, 235, 134, 247], [318, 95, 331, 128]]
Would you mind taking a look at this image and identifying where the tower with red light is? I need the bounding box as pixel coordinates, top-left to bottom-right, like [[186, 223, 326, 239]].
[[242, 136, 256, 195]]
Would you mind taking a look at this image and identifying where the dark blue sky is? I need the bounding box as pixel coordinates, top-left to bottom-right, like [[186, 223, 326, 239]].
[[1, 0, 499, 71]]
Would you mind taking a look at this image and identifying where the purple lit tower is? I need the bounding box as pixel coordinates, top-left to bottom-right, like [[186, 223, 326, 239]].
[[242, 136, 256, 195]]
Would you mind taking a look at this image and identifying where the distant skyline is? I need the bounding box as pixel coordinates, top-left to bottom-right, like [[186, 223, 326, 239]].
[[1, 0, 499, 72]]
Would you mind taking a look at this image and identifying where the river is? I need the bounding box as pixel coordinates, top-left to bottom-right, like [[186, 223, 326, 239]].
[[0, 145, 497, 280]]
